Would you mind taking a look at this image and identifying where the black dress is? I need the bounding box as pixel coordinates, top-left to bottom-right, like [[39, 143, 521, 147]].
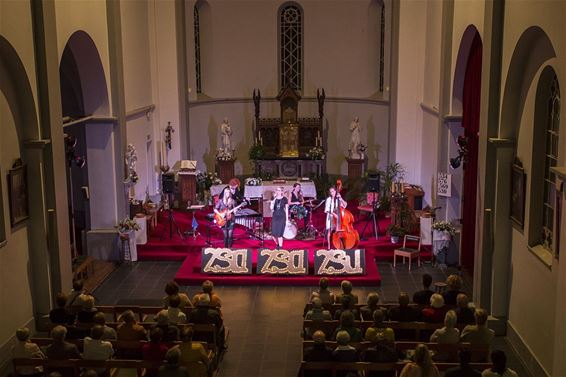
[[271, 197, 288, 237]]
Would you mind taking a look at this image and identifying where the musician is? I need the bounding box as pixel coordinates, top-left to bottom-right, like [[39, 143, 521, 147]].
[[270, 187, 288, 249], [324, 186, 348, 249], [214, 186, 237, 248], [228, 178, 243, 205], [288, 183, 308, 229]]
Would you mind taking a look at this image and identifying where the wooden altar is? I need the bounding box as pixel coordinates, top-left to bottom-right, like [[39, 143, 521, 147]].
[[253, 85, 326, 176]]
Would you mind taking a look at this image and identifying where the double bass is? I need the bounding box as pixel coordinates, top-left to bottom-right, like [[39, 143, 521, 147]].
[[331, 180, 360, 249]]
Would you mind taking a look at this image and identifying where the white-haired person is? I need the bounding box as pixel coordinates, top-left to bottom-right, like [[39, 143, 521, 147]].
[[421, 293, 447, 323], [192, 280, 222, 310], [11, 327, 45, 377], [430, 310, 460, 362], [44, 325, 81, 377], [164, 294, 187, 324], [83, 325, 114, 375]]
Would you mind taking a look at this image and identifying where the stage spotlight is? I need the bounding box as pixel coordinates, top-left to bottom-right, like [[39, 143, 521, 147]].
[[450, 155, 462, 169]]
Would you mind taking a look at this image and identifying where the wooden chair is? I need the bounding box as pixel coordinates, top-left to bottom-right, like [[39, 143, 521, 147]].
[[393, 235, 422, 271]]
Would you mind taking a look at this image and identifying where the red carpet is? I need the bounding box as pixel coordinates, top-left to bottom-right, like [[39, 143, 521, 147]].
[[137, 203, 430, 286]]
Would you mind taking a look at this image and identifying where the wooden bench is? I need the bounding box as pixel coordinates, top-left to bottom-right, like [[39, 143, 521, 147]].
[[13, 358, 164, 377]]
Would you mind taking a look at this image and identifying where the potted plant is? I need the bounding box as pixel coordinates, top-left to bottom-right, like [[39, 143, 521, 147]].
[[248, 144, 265, 161], [387, 223, 406, 244], [378, 162, 406, 213]]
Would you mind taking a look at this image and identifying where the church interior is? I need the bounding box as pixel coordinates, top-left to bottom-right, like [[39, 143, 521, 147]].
[[1, 0, 566, 376]]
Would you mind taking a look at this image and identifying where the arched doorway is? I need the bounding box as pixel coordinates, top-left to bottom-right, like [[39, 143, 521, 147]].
[[453, 26, 482, 274], [59, 31, 114, 258]]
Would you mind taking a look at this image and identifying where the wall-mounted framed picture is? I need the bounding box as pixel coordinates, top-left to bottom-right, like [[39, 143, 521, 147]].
[[510, 162, 526, 229], [8, 160, 29, 227], [0, 164, 6, 248]]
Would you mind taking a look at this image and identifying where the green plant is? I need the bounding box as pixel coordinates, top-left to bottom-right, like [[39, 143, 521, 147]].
[[378, 162, 406, 212], [387, 223, 406, 237], [248, 144, 265, 160]]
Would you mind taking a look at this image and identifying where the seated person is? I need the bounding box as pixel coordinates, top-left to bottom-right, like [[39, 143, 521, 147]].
[[455, 293, 476, 325], [117, 310, 147, 341], [163, 281, 192, 309], [461, 309, 495, 347], [142, 328, 169, 377], [158, 348, 190, 377], [444, 349, 481, 377], [304, 298, 331, 339], [165, 294, 187, 324], [359, 292, 382, 321], [430, 310, 460, 362], [303, 331, 333, 377], [332, 331, 358, 377], [332, 311, 362, 343], [481, 350, 518, 377], [333, 295, 358, 320], [44, 326, 81, 377], [443, 274, 465, 305], [362, 329, 398, 377], [412, 273, 434, 306], [49, 293, 76, 325], [188, 294, 225, 349], [154, 310, 181, 342], [422, 293, 448, 323], [77, 295, 98, 324], [388, 292, 420, 322], [176, 327, 210, 377], [364, 309, 395, 344], [11, 327, 45, 377], [66, 279, 87, 307], [192, 280, 222, 309], [399, 343, 439, 377], [83, 325, 114, 375], [334, 280, 358, 306], [309, 277, 335, 306], [93, 312, 117, 340]]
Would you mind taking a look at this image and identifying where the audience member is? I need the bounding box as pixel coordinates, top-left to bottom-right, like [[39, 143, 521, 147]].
[[176, 327, 209, 377], [332, 331, 358, 377], [443, 274, 464, 305], [12, 327, 45, 377], [303, 331, 333, 377], [361, 329, 398, 377], [388, 292, 419, 322], [310, 277, 335, 305], [430, 310, 460, 344], [117, 310, 147, 341], [165, 294, 187, 324], [456, 293, 476, 324], [83, 325, 114, 375], [335, 280, 358, 306], [412, 274, 434, 305], [481, 350, 518, 377], [333, 295, 358, 320], [48, 373, 63, 377], [158, 348, 190, 377], [421, 294, 447, 323], [142, 327, 169, 377], [44, 325, 81, 377], [154, 310, 181, 341], [192, 280, 222, 309], [49, 293, 76, 325], [163, 281, 192, 309], [444, 349, 481, 377], [461, 309, 495, 346], [81, 370, 98, 377], [399, 343, 440, 377], [359, 292, 382, 321], [66, 279, 87, 307], [188, 294, 225, 349], [364, 309, 395, 344], [304, 298, 331, 339], [93, 312, 117, 340], [77, 295, 98, 324], [332, 311, 362, 342]]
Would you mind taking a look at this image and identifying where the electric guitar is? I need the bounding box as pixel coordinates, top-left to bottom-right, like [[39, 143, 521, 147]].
[[214, 201, 248, 227]]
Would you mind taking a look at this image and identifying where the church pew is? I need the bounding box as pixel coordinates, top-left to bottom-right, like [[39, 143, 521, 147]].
[[12, 358, 163, 377]]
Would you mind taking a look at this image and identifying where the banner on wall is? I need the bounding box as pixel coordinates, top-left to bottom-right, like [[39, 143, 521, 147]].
[[437, 172, 452, 197], [201, 248, 252, 274], [256, 248, 308, 275], [314, 249, 365, 275]]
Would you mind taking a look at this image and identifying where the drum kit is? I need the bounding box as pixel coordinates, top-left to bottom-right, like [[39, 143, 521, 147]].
[[283, 198, 324, 240]]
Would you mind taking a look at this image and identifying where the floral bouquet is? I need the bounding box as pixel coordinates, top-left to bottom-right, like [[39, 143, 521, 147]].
[[306, 146, 325, 160], [196, 171, 222, 192], [245, 177, 262, 186], [216, 149, 234, 161], [432, 221, 456, 235], [115, 217, 140, 234]]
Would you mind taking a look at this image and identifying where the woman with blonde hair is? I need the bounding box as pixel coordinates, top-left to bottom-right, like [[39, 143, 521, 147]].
[[270, 186, 288, 249], [399, 343, 440, 377]]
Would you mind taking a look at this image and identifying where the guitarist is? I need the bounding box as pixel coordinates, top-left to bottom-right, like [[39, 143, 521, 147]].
[[228, 177, 244, 205], [214, 186, 239, 247]]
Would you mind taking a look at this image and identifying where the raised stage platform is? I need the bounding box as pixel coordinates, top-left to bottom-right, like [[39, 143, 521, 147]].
[[137, 203, 431, 286]]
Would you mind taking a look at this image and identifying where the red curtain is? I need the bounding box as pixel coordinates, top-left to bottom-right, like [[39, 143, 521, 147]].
[[461, 33, 482, 273]]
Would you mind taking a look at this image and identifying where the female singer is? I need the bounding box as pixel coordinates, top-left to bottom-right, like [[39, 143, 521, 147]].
[[214, 186, 236, 248], [270, 186, 288, 249], [324, 186, 348, 249], [288, 183, 308, 229]]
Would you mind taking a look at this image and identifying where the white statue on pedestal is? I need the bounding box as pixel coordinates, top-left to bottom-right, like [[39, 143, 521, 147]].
[[348, 116, 362, 159], [220, 117, 233, 157]]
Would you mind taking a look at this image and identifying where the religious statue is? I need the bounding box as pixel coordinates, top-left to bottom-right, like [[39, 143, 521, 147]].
[[220, 117, 233, 157], [348, 116, 362, 159], [317, 88, 326, 119], [125, 144, 138, 184]]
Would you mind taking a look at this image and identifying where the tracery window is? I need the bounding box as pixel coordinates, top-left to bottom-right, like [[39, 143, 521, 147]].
[[279, 4, 303, 90]]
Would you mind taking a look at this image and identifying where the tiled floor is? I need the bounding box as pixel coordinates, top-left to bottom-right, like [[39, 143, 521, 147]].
[[93, 261, 531, 377]]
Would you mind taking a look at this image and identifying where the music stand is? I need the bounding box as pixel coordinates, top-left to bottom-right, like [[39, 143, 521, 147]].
[[159, 194, 185, 241], [359, 192, 381, 240], [304, 199, 325, 240]]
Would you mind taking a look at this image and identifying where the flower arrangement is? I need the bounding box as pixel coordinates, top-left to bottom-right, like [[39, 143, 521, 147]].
[[432, 221, 456, 235], [248, 144, 265, 160], [115, 217, 140, 233], [216, 148, 234, 161], [196, 171, 222, 192], [387, 223, 406, 237], [306, 146, 325, 160], [245, 177, 262, 186]]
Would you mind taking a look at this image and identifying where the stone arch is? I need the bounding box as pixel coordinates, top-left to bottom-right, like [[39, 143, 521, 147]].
[[452, 24, 481, 115]]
